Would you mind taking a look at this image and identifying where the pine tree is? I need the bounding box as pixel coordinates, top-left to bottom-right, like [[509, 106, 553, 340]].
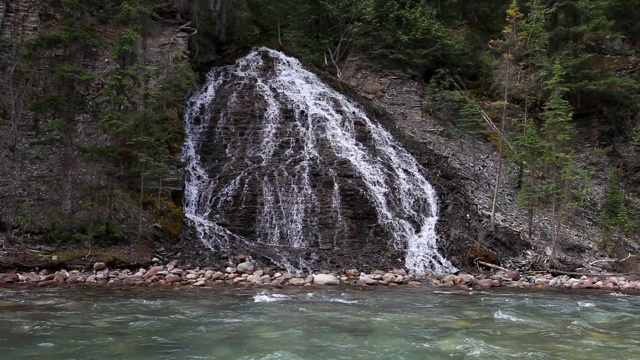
[[539, 59, 590, 265], [600, 173, 632, 238]]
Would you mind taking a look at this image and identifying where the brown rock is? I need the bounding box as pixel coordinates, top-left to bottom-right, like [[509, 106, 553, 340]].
[[476, 279, 494, 288], [288, 278, 305, 286], [38, 280, 55, 287], [53, 270, 69, 283], [166, 274, 181, 283], [145, 266, 164, 278], [0, 273, 19, 284], [93, 262, 107, 271], [507, 270, 521, 281]]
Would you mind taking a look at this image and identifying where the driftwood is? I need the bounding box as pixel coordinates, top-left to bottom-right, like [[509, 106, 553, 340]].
[[525, 269, 632, 278], [476, 260, 509, 272]]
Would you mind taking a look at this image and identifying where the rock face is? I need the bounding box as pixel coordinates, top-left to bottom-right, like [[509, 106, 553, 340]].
[[341, 54, 532, 268], [183, 48, 455, 274]]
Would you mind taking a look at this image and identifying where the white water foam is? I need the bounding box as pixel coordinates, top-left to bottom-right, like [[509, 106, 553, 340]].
[[253, 292, 290, 303], [493, 310, 524, 322]]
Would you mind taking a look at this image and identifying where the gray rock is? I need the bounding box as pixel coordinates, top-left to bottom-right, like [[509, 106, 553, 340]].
[[193, 280, 206, 286], [288, 278, 305, 286], [93, 262, 107, 271], [237, 262, 255, 274], [314, 274, 340, 286]]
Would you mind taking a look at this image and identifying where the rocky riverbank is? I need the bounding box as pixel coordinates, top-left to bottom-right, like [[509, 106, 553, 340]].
[[1, 260, 639, 292]]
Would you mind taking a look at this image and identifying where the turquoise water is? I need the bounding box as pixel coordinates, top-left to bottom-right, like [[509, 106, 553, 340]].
[[0, 286, 638, 359]]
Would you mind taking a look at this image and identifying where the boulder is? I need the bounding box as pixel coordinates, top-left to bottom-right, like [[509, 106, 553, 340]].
[[314, 274, 341, 286], [237, 262, 255, 274], [0, 273, 19, 284], [288, 278, 305, 286]]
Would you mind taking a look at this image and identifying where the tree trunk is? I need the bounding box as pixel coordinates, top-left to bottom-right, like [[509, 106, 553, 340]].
[[138, 166, 145, 243], [490, 73, 510, 231]]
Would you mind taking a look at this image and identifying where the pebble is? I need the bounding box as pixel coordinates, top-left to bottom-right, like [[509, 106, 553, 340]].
[[1, 259, 638, 293]]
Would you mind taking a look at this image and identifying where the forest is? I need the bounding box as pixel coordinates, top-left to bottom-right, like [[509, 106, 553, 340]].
[[1, 0, 639, 268]]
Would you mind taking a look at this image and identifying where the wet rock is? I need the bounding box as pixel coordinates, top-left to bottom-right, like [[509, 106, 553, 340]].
[[67, 274, 82, 284], [18, 272, 40, 283], [237, 262, 255, 274], [476, 279, 494, 288], [0, 273, 19, 284], [145, 266, 164, 278], [95, 272, 109, 280], [442, 274, 461, 285], [124, 275, 144, 285], [166, 274, 181, 283], [204, 270, 214, 280], [193, 280, 206, 286], [288, 278, 305, 286], [458, 273, 475, 285], [53, 270, 69, 283], [507, 270, 520, 281], [314, 274, 340, 286], [93, 262, 107, 271], [393, 269, 407, 276], [38, 280, 55, 287]]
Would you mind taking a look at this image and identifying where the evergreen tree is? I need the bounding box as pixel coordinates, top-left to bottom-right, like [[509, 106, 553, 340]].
[[599, 173, 632, 238]]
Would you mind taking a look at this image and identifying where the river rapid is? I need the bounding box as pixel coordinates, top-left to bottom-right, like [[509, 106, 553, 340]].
[[0, 287, 638, 359]]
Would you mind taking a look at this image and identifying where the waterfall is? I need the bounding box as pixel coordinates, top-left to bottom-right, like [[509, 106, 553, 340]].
[[182, 47, 456, 274]]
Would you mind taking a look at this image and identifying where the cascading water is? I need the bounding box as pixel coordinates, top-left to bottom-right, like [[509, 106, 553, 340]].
[[183, 47, 456, 274]]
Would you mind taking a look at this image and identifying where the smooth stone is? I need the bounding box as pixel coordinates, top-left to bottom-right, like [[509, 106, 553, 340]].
[[204, 270, 214, 279], [237, 262, 255, 274], [507, 270, 520, 281], [364, 278, 379, 285], [53, 270, 69, 283], [93, 262, 107, 271], [476, 279, 494, 288], [253, 270, 264, 277], [288, 278, 305, 286], [124, 275, 143, 285], [458, 273, 475, 285], [145, 266, 164, 278], [38, 280, 55, 287], [19, 272, 40, 282], [393, 269, 407, 276], [0, 273, 19, 284], [314, 274, 340, 286], [193, 280, 206, 286], [166, 274, 181, 283]]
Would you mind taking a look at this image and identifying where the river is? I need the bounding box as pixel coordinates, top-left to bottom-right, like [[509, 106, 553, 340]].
[[0, 286, 638, 359]]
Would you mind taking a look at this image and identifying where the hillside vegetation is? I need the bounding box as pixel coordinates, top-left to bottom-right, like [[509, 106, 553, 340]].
[[1, 0, 639, 270]]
